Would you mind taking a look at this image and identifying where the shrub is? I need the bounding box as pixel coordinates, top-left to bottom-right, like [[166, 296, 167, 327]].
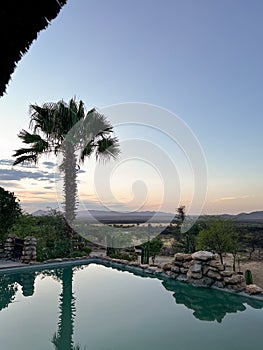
[[245, 269, 253, 285], [108, 252, 138, 261], [0, 187, 21, 241]]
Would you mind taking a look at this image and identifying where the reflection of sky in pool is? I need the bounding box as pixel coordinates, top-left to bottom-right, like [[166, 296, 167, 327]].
[[0, 263, 263, 350]]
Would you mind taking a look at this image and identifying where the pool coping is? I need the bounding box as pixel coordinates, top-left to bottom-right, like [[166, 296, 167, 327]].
[[1, 255, 263, 302]]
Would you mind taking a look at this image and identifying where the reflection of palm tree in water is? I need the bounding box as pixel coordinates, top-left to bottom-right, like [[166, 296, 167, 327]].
[[51, 266, 86, 350]]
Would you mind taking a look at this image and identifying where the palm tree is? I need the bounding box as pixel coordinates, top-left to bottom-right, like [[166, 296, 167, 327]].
[[13, 98, 120, 229]]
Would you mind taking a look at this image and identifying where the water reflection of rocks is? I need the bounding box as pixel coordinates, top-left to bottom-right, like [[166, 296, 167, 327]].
[[106, 262, 263, 323], [162, 278, 263, 322]]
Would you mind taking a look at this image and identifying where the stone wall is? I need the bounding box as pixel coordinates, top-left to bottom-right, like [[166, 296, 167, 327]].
[[2, 234, 16, 259], [162, 251, 246, 292], [0, 234, 37, 263], [21, 237, 37, 263]]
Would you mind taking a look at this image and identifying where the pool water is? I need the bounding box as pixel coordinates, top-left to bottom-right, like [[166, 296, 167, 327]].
[[0, 262, 262, 350]]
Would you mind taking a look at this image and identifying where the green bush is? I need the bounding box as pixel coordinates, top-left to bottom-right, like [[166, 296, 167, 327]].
[[70, 250, 91, 258], [0, 187, 21, 241], [108, 252, 138, 261], [245, 269, 253, 285]]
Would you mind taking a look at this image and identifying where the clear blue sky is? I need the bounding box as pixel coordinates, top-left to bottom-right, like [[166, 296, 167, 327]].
[[0, 0, 262, 214]]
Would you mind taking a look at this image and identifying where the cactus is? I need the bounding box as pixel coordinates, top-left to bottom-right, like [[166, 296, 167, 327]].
[[245, 269, 253, 285]]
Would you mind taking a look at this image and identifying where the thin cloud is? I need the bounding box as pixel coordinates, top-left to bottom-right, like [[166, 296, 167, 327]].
[[42, 161, 57, 169], [0, 168, 55, 181], [0, 181, 22, 188], [0, 159, 14, 166], [211, 195, 250, 203]]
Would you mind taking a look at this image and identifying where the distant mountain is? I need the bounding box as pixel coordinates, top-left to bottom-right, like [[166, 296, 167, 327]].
[[77, 210, 175, 223], [235, 211, 263, 221], [31, 209, 263, 223], [31, 209, 53, 216]]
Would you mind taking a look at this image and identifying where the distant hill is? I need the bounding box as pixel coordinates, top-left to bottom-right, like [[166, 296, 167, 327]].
[[31, 209, 52, 217], [76, 210, 175, 224], [31, 209, 263, 223], [235, 211, 263, 221]]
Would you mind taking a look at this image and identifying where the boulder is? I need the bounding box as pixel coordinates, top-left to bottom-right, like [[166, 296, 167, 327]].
[[220, 270, 233, 277], [213, 281, 225, 288], [207, 270, 223, 280], [227, 283, 246, 292], [177, 274, 187, 282], [245, 284, 263, 295], [180, 267, 189, 274], [171, 265, 180, 273], [224, 274, 245, 285], [191, 251, 214, 261], [189, 262, 202, 273], [208, 260, 225, 271], [188, 277, 214, 287], [162, 263, 173, 271], [183, 261, 192, 268], [165, 271, 178, 279], [174, 253, 192, 261], [187, 270, 203, 279]]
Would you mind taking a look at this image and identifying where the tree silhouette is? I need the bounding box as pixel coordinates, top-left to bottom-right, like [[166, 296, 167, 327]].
[[13, 98, 119, 227]]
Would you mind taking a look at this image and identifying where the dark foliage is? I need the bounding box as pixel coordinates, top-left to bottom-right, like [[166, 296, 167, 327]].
[[0, 187, 21, 240], [0, 0, 68, 96]]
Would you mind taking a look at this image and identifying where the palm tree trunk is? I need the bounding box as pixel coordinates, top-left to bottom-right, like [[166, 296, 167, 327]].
[[60, 141, 78, 230], [53, 267, 75, 350]]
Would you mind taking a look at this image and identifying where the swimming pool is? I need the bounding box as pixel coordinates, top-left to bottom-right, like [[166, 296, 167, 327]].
[[0, 262, 262, 350]]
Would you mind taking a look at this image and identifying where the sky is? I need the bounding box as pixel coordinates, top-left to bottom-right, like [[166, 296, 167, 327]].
[[0, 0, 263, 215]]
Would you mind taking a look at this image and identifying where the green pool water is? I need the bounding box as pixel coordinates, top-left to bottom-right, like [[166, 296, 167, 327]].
[[0, 262, 263, 350]]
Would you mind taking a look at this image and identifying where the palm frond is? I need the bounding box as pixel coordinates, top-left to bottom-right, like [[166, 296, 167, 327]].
[[96, 136, 120, 161], [13, 131, 49, 165], [13, 154, 38, 165], [18, 130, 46, 144], [79, 141, 95, 163]]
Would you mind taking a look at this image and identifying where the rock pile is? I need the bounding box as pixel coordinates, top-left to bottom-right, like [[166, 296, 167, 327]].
[[2, 234, 16, 259], [0, 234, 37, 263], [21, 237, 37, 263], [162, 251, 246, 292]]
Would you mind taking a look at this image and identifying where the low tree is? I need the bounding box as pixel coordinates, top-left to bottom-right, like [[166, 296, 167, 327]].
[[141, 237, 163, 264], [0, 187, 21, 241], [196, 216, 237, 265], [172, 206, 199, 254]]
